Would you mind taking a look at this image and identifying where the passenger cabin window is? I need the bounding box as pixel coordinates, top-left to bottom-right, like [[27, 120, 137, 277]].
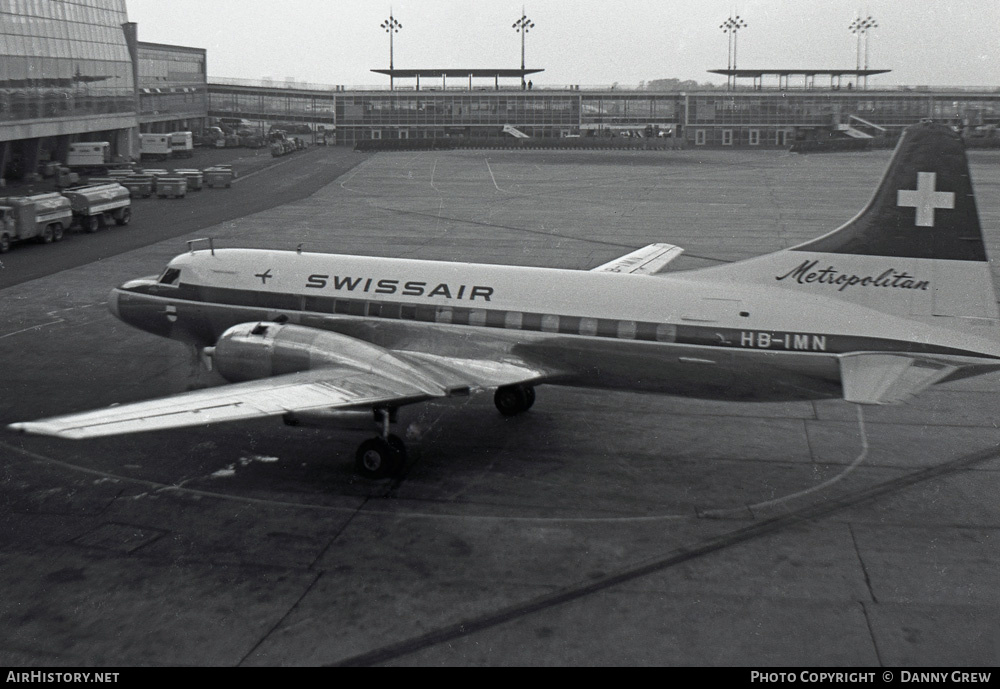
[[158, 268, 181, 285]]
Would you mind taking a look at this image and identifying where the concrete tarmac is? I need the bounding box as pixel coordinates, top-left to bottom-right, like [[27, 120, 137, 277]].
[[1, 147, 998, 666]]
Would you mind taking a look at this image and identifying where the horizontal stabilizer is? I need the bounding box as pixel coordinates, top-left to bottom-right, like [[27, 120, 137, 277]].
[[592, 243, 684, 274], [839, 353, 958, 405]]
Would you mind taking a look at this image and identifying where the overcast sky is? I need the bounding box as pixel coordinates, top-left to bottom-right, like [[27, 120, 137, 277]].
[[125, 0, 1000, 88]]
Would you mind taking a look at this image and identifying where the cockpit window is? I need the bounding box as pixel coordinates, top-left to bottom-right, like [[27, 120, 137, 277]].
[[158, 267, 181, 285]]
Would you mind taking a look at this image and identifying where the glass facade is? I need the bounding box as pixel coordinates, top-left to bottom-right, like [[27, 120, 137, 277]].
[[208, 87, 334, 127], [0, 0, 135, 124], [205, 83, 1000, 147], [137, 42, 207, 132]]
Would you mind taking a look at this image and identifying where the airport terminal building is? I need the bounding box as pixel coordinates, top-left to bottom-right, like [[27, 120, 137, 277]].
[[3, 0, 1000, 181], [207, 80, 1000, 148], [0, 0, 206, 181]]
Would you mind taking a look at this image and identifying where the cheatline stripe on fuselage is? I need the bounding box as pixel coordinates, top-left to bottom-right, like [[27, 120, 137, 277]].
[[125, 282, 1000, 360]]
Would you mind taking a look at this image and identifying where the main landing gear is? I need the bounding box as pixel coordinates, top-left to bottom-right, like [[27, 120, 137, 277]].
[[494, 384, 536, 416], [351, 385, 537, 479], [354, 407, 407, 479]]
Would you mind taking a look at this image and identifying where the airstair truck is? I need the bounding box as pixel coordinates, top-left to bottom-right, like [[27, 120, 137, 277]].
[[0, 193, 73, 252], [61, 183, 132, 233]]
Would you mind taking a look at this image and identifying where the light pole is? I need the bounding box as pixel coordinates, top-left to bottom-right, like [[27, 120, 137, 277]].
[[512, 9, 534, 89], [381, 13, 402, 91], [720, 16, 747, 90], [849, 14, 877, 89]]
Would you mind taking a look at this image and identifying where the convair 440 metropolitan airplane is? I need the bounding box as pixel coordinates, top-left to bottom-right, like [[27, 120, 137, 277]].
[[10, 122, 1000, 478]]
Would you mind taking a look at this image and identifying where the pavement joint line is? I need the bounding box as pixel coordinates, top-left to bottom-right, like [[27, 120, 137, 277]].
[[0, 438, 843, 525], [329, 439, 1000, 667], [484, 157, 506, 193], [0, 319, 64, 340]]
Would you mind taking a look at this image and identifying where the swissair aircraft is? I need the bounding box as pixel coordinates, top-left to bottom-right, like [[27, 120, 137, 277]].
[[10, 122, 1000, 478]]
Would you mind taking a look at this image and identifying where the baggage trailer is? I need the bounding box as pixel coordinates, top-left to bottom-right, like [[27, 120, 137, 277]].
[[118, 175, 154, 198], [203, 166, 234, 188], [156, 177, 187, 199], [0, 193, 73, 252], [61, 183, 132, 233], [172, 169, 204, 191]]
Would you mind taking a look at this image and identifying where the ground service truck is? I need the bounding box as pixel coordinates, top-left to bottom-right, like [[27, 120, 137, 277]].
[[61, 183, 132, 232], [169, 132, 194, 158], [0, 193, 73, 252], [140, 134, 171, 161]]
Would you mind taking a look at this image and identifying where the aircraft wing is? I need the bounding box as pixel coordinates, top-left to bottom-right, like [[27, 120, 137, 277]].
[[591, 243, 684, 274], [838, 353, 960, 405], [8, 352, 553, 440]]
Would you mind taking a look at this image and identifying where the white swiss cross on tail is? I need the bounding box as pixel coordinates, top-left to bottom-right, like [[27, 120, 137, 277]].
[[897, 171, 955, 227]]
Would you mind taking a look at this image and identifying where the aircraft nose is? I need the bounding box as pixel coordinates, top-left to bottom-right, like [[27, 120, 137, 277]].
[[107, 287, 121, 320]]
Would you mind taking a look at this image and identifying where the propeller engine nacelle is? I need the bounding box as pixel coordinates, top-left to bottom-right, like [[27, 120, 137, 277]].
[[210, 321, 391, 383]]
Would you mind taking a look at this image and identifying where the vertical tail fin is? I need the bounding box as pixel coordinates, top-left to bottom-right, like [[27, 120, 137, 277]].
[[793, 121, 985, 262], [711, 121, 999, 326]]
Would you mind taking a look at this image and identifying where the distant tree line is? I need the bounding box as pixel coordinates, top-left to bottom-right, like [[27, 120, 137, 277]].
[[640, 78, 725, 91]]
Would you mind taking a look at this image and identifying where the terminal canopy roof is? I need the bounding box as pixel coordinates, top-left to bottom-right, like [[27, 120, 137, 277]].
[[371, 68, 543, 78], [708, 68, 891, 89], [372, 68, 545, 91]]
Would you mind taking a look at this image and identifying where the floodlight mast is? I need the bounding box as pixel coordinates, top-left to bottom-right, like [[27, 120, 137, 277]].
[[512, 8, 535, 88], [849, 14, 877, 89], [719, 15, 747, 90], [381, 13, 402, 90]]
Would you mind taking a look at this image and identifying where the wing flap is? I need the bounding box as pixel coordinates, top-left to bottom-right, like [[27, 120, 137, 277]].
[[8, 369, 439, 439], [839, 353, 958, 405], [592, 243, 684, 274], [396, 351, 554, 390]]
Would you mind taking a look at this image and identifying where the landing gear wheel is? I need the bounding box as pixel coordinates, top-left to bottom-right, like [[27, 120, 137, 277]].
[[386, 433, 407, 460], [494, 384, 535, 416], [355, 437, 404, 479]]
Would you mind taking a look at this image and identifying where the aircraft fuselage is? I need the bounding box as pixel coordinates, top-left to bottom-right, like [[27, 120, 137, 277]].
[[108, 248, 1000, 404]]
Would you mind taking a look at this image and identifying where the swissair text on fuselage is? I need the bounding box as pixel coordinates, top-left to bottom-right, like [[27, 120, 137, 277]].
[[776, 260, 930, 292], [306, 275, 494, 301]]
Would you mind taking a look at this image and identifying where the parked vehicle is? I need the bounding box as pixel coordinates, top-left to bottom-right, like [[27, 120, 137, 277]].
[[61, 183, 132, 233], [168, 132, 194, 158], [140, 134, 172, 161], [65, 142, 129, 173], [0, 193, 73, 252]]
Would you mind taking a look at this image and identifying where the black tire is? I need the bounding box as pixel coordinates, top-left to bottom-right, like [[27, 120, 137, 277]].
[[355, 437, 403, 479], [494, 385, 530, 417], [52, 223, 64, 242], [85, 215, 100, 233], [0, 233, 10, 253], [115, 208, 131, 226], [386, 434, 408, 461], [39, 225, 53, 244]]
